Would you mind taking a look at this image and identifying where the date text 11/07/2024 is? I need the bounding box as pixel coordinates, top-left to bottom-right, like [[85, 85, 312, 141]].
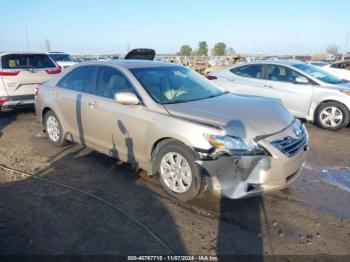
[[127, 255, 219, 261]]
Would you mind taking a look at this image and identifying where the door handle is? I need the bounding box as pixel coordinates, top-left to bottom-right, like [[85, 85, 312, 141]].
[[52, 91, 58, 97], [88, 101, 97, 108], [264, 84, 273, 88]]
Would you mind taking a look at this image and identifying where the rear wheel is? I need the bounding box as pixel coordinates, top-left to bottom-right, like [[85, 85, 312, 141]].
[[154, 141, 205, 201], [315, 102, 349, 131], [44, 110, 67, 147]]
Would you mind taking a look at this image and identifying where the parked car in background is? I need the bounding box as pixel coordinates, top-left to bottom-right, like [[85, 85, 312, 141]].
[[49, 52, 77, 70], [306, 61, 329, 67], [208, 60, 350, 130], [322, 60, 350, 81], [35, 59, 308, 201], [0, 52, 61, 110]]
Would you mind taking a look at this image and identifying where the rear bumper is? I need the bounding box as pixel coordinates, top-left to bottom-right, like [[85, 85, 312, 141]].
[[0, 95, 34, 108]]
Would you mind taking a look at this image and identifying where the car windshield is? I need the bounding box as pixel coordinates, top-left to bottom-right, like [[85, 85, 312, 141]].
[[131, 66, 225, 104], [50, 54, 74, 62], [294, 63, 345, 84]]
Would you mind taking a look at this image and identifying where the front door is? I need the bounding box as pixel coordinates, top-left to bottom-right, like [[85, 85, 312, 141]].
[[261, 64, 313, 118], [82, 66, 149, 166]]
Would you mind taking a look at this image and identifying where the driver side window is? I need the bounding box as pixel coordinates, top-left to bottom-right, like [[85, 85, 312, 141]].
[[96, 67, 133, 99], [266, 65, 304, 83]]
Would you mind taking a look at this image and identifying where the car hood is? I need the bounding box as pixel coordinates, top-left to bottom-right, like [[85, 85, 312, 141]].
[[329, 81, 350, 90], [164, 94, 294, 139]]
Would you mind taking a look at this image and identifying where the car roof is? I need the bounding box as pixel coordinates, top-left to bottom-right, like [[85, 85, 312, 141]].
[[79, 59, 178, 69], [246, 60, 304, 66], [332, 60, 350, 64], [0, 52, 50, 57]]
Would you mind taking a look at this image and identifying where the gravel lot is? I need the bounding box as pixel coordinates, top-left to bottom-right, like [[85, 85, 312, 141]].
[[0, 108, 349, 258]]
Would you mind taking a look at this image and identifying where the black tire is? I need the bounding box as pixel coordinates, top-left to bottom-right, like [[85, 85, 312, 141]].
[[153, 141, 205, 201], [315, 101, 350, 131], [44, 110, 67, 147]]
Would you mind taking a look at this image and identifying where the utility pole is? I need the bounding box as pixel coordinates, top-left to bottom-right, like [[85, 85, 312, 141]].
[[126, 42, 130, 53], [343, 32, 349, 60], [0, 37, 4, 51], [25, 25, 30, 51], [45, 39, 51, 52]]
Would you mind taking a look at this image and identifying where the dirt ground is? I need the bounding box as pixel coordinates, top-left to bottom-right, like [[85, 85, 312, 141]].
[[0, 108, 349, 259]]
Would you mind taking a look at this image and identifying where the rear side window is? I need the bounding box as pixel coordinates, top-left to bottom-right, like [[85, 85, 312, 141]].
[[230, 65, 263, 79], [1, 54, 56, 69], [57, 66, 96, 93], [96, 67, 133, 99], [330, 63, 340, 68], [335, 62, 350, 69]]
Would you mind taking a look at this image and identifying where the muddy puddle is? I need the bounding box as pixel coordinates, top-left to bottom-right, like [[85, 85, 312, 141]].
[[317, 167, 350, 193]]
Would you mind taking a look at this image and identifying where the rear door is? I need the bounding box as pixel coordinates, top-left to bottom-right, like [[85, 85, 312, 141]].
[[53, 66, 97, 142], [0, 54, 59, 97], [262, 64, 313, 117], [218, 64, 266, 95]]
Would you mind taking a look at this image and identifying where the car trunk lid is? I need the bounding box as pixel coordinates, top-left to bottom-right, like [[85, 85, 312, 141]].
[[124, 48, 155, 60], [0, 54, 60, 96]]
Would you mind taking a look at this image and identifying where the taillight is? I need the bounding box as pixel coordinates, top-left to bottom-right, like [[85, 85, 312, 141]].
[[206, 75, 217, 80], [0, 97, 11, 105], [0, 70, 20, 76], [34, 87, 39, 96], [46, 68, 61, 74]]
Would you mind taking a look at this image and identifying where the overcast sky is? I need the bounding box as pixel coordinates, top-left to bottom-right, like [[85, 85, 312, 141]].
[[0, 0, 349, 55]]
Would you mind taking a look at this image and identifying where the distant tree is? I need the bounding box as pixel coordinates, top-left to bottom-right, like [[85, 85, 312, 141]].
[[212, 42, 227, 56], [326, 44, 339, 55], [197, 41, 208, 56], [177, 45, 192, 56]]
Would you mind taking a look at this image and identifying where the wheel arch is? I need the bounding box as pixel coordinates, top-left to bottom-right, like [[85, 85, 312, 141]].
[[148, 137, 200, 176], [313, 99, 350, 119]]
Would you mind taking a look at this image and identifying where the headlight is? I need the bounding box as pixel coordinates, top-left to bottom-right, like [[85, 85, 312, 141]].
[[340, 90, 350, 96], [203, 134, 265, 156]]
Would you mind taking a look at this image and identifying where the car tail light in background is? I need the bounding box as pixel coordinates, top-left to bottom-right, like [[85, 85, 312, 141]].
[[206, 75, 217, 80], [46, 68, 62, 74], [34, 87, 39, 96], [0, 70, 20, 76], [0, 97, 11, 105]]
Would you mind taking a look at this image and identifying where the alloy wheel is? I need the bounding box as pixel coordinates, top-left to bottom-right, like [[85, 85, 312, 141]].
[[46, 115, 60, 142], [160, 152, 192, 193], [319, 106, 343, 128]]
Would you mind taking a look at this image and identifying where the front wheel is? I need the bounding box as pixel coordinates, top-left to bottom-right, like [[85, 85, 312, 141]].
[[315, 102, 350, 131], [154, 141, 205, 201]]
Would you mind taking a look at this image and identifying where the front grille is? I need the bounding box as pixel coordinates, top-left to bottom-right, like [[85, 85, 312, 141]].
[[271, 125, 307, 157]]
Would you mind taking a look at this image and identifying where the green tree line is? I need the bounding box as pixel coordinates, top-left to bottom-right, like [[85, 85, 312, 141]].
[[176, 41, 234, 56]]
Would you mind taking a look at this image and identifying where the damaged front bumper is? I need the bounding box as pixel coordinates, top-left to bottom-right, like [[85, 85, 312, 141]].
[[196, 122, 309, 199]]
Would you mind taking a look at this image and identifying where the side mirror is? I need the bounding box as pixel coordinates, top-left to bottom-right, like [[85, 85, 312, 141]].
[[294, 76, 309, 84], [115, 92, 140, 105]]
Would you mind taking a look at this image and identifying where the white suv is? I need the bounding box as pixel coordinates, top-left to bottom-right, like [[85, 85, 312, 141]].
[[0, 53, 61, 109]]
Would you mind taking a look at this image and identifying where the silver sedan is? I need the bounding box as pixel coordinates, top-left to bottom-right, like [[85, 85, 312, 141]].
[[209, 60, 350, 130]]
